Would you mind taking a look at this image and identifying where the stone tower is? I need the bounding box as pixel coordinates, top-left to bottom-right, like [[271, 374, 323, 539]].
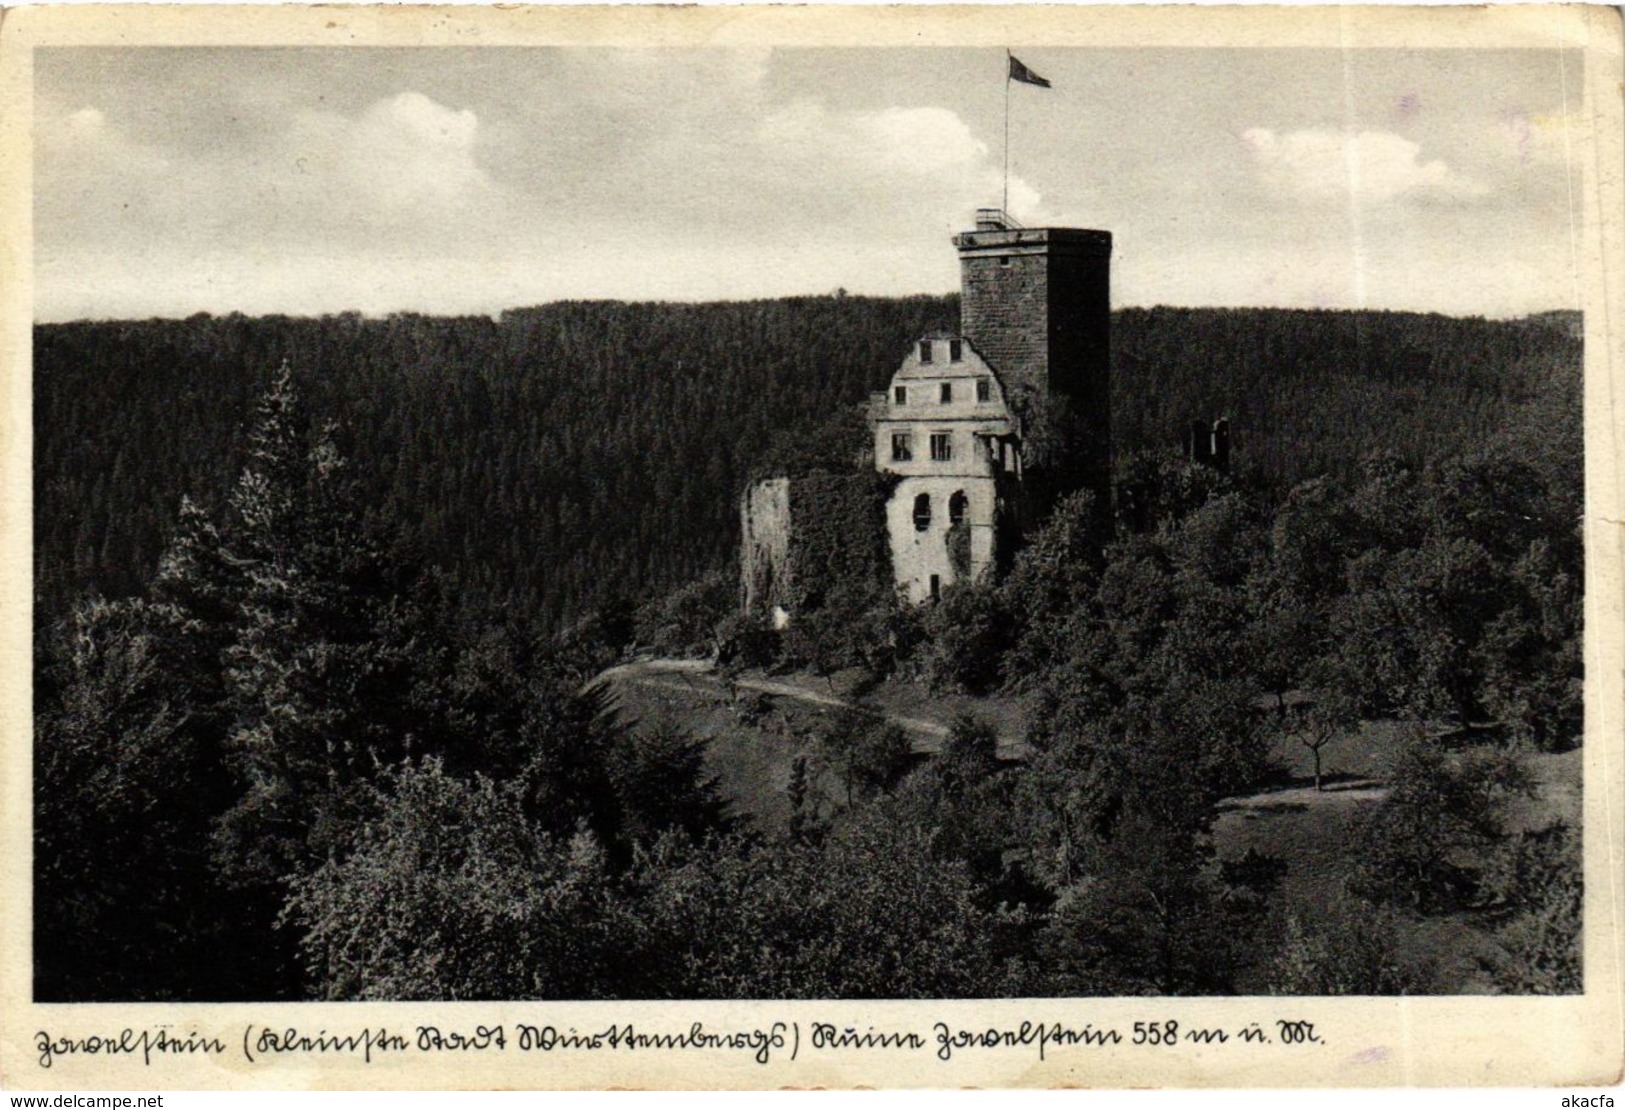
[[743, 209, 1115, 620], [953, 209, 1113, 504]]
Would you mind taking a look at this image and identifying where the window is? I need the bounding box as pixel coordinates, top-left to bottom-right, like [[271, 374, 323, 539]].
[[999, 256, 1013, 267], [913, 493, 932, 532], [949, 339, 963, 362], [976, 378, 991, 403], [929, 574, 941, 601], [940, 382, 953, 403], [891, 433, 912, 462], [930, 433, 952, 461], [919, 340, 933, 364], [893, 385, 907, 405], [949, 490, 968, 526]]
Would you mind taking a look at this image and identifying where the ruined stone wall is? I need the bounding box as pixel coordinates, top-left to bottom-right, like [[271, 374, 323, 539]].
[[740, 477, 791, 620], [740, 472, 894, 621], [785, 472, 894, 609], [885, 475, 999, 604]]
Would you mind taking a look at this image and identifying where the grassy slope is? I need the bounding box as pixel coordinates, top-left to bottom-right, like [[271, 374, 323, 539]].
[[610, 663, 1582, 994], [1215, 725, 1582, 994], [610, 666, 846, 835], [607, 661, 1030, 834]]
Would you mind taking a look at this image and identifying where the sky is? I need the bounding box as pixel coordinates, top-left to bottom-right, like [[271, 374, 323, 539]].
[[34, 45, 1586, 321]]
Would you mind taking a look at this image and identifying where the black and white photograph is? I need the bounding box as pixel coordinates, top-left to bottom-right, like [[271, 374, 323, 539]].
[[5, 3, 1622, 1092]]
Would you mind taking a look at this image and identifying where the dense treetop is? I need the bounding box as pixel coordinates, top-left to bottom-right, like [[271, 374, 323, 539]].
[[33, 301, 1582, 1001], [36, 300, 1578, 637]]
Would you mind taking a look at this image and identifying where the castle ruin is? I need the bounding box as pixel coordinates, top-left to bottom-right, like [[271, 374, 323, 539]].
[[742, 208, 1113, 619]]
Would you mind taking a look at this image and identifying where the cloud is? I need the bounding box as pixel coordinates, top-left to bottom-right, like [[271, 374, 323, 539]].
[[1242, 127, 1487, 205], [36, 89, 503, 261], [38, 105, 172, 182], [760, 102, 985, 176], [36, 105, 179, 246], [48, 106, 108, 149], [755, 100, 1041, 222], [285, 92, 494, 215]]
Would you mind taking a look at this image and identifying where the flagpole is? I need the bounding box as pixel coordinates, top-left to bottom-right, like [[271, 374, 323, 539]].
[[1003, 50, 1011, 216]]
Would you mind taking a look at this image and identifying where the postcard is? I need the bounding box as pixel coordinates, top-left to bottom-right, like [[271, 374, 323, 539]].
[[2, 3, 1621, 1092]]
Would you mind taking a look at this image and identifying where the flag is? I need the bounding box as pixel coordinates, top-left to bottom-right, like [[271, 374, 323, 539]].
[[1008, 54, 1051, 88]]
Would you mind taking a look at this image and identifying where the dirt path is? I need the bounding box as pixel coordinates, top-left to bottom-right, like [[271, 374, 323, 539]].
[[596, 657, 712, 683], [1217, 778, 1389, 814], [598, 657, 973, 749], [598, 660, 1405, 793]]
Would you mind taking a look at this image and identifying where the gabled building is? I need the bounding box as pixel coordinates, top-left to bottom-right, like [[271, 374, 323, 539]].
[[872, 335, 1018, 602]]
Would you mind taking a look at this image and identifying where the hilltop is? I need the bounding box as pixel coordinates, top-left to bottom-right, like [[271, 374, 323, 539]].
[[36, 300, 1577, 636]]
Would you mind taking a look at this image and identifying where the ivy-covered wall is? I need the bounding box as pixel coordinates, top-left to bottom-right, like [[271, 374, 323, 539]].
[[785, 472, 896, 611], [946, 516, 972, 580], [739, 470, 896, 620]]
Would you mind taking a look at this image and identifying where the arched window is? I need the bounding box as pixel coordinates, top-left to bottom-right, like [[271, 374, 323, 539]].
[[912, 493, 932, 532], [948, 490, 968, 526]]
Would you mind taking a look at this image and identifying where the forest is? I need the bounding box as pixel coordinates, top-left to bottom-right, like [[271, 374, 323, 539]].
[[35, 301, 1578, 636], [33, 300, 1582, 1000]]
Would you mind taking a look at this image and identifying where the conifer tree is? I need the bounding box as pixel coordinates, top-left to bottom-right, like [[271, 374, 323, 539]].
[[212, 365, 422, 892]]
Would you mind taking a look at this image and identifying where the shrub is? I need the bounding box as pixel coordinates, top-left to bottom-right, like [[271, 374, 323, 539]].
[[1266, 900, 1441, 995], [819, 709, 914, 804], [920, 582, 1008, 694], [633, 571, 734, 658], [285, 759, 617, 1001], [1349, 732, 1535, 913], [714, 610, 779, 674], [1483, 824, 1581, 993]]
